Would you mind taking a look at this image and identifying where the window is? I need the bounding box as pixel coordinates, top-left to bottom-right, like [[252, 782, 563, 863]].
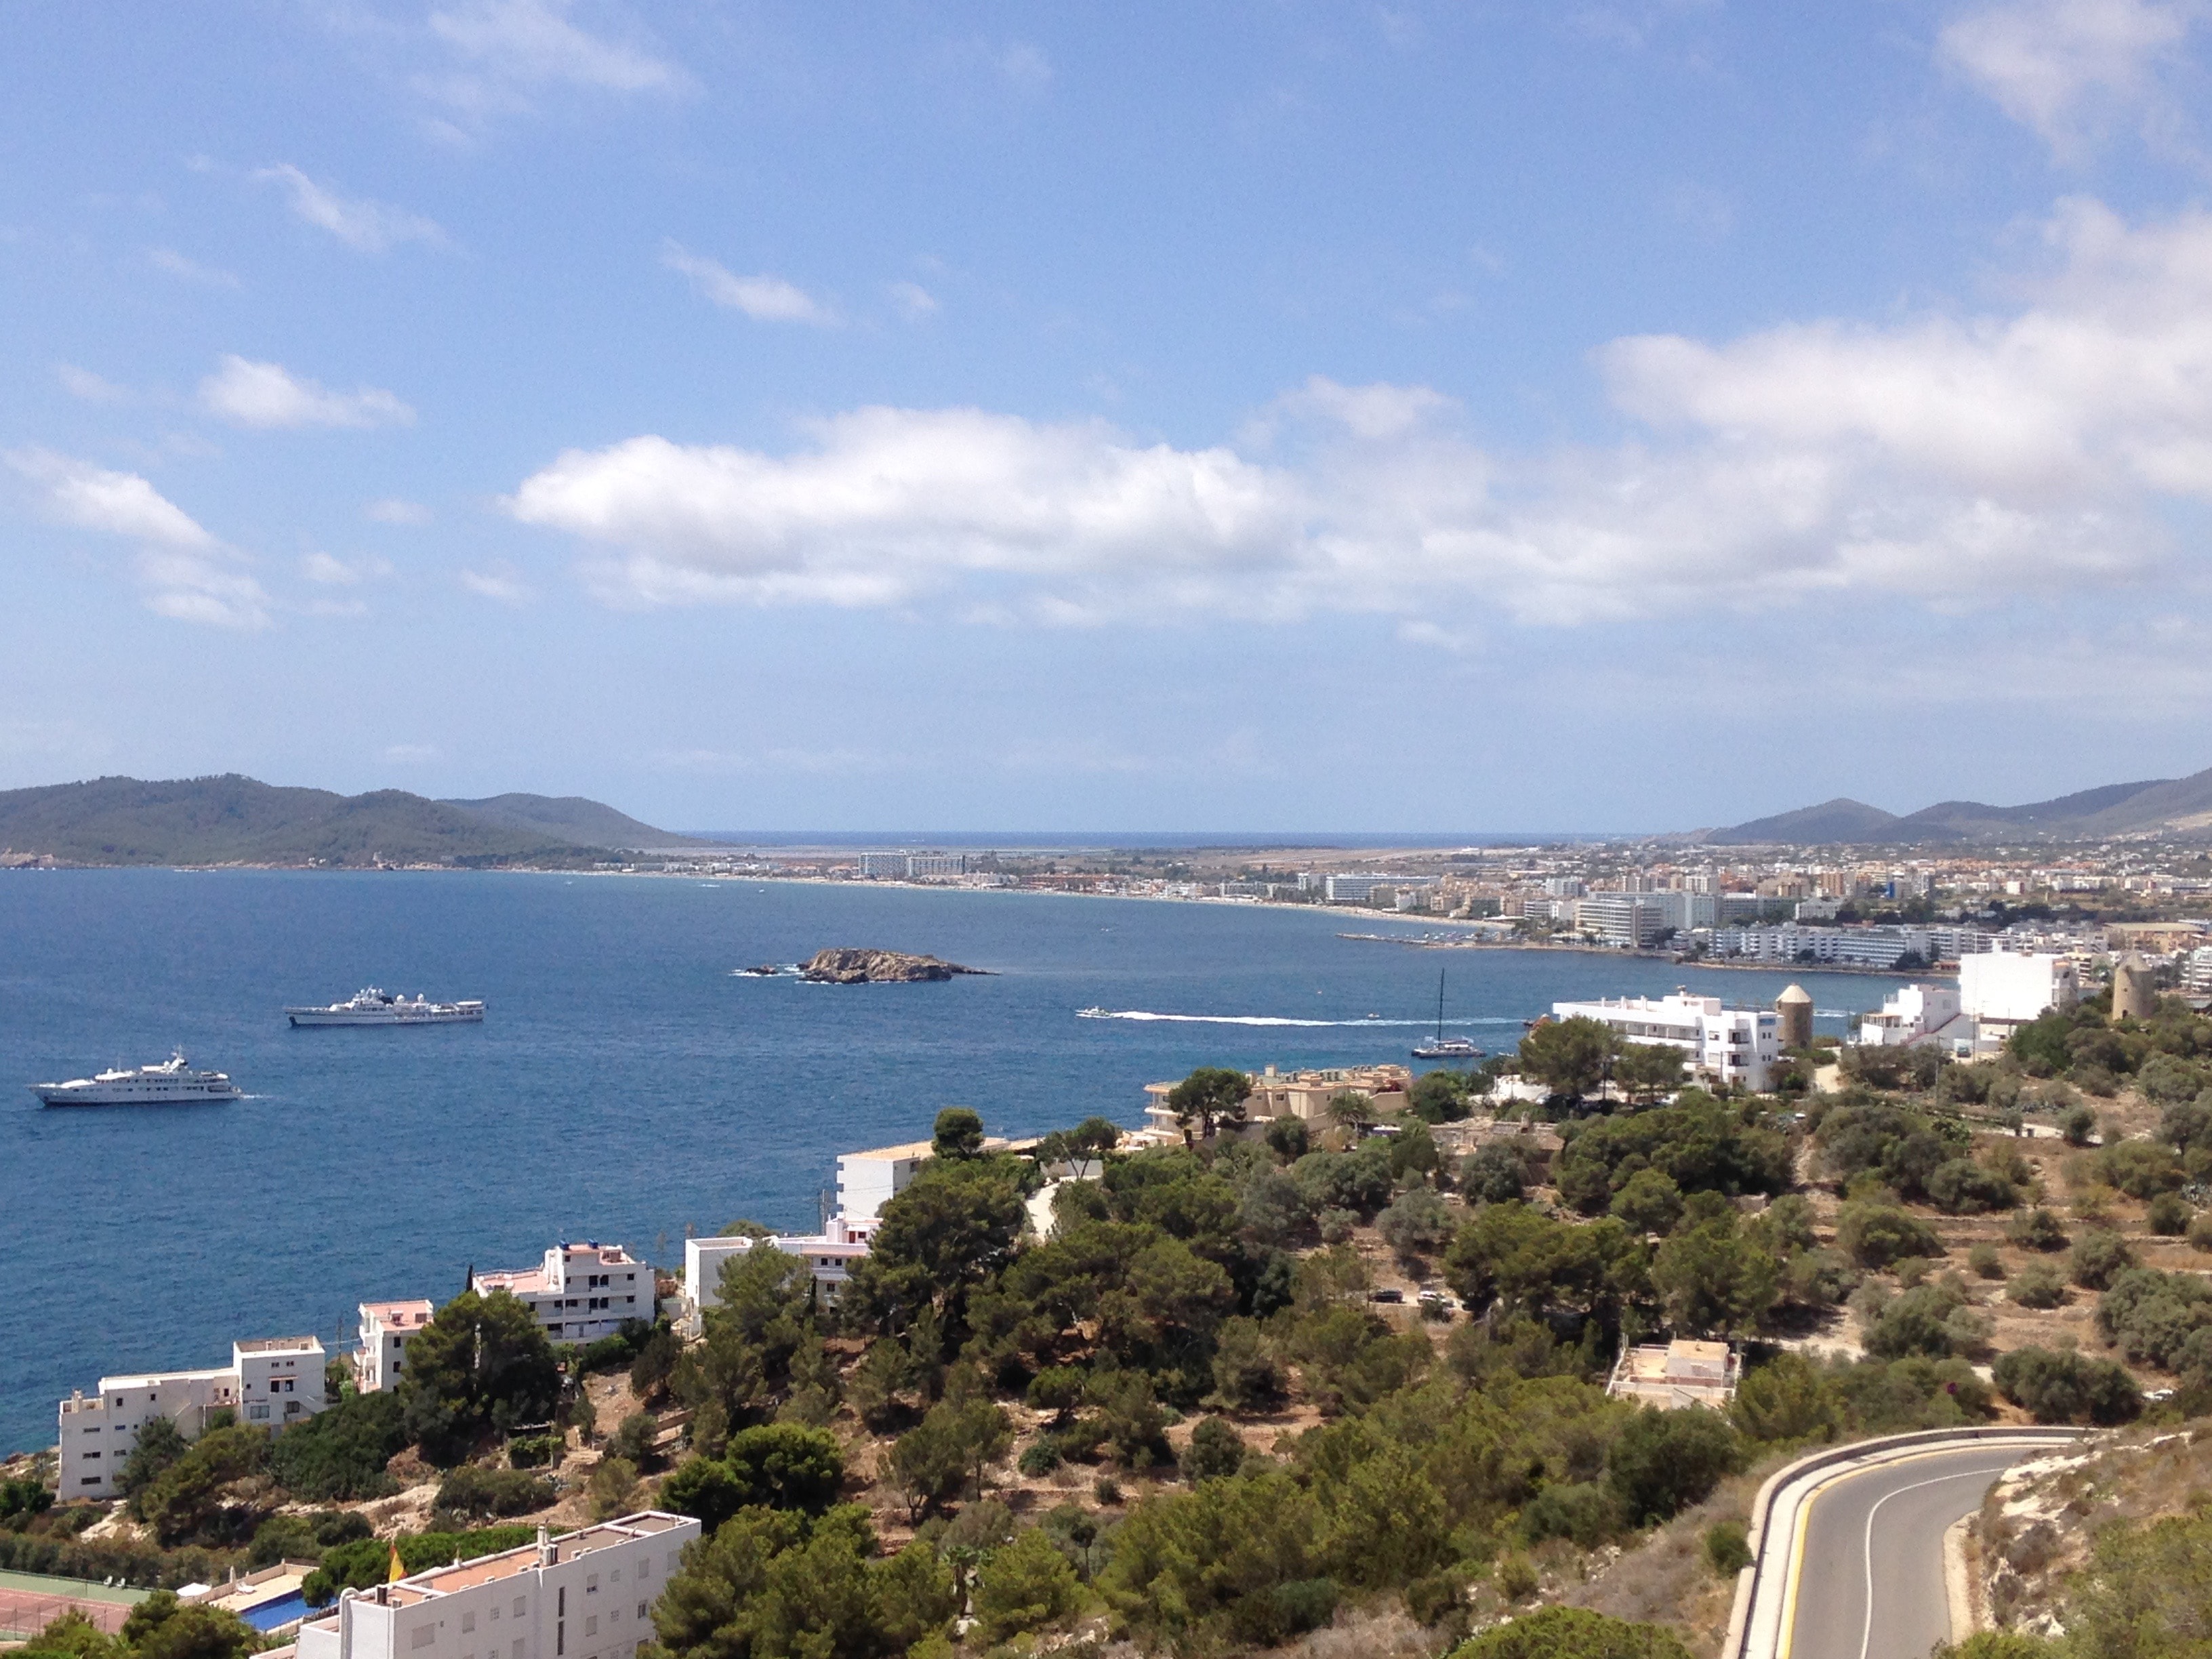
[[585, 1618, 598, 1637], [635, 1605, 647, 1622], [513, 1599, 526, 1619], [556, 1628, 565, 1656], [489, 1607, 499, 1623], [249, 1404, 270, 1421], [586, 1575, 598, 1595], [513, 1643, 524, 1659], [410, 1627, 436, 1650], [558, 1589, 566, 1618], [609, 1570, 620, 1584], [463, 1614, 476, 1635], [83, 1451, 100, 1460], [81, 1477, 100, 1487]]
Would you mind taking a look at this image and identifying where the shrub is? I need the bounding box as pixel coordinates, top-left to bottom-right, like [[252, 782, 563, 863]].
[[2148, 1193, 2194, 1236], [1992, 1347, 2143, 1425], [1925, 1159, 2018, 1214], [2097, 1140, 2186, 1200], [269, 1391, 405, 1502], [2095, 1267, 2212, 1370], [1017, 1441, 1063, 1477], [2006, 1209, 2070, 1252], [1520, 1481, 1624, 1549], [2060, 1105, 2098, 1146], [1837, 1202, 1942, 1269], [1496, 1555, 1540, 1601], [432, 1465, 554, 1523], [1458, 1145, 1528, 1205], [506, 1435, 560, 1469], [1610, 1169, 1684, 1235], [2192, 1214, 2212, 1254], [1181, 1416, 1246, 1483], [971, 1528, 1083, 1645], [1454, 1605, 1693, 1658], [1969, 1242, 2005, 1279], [1606, 1407, 1742, 1525], [586, 1455, 637, 1521], [2070, 1229, 2137, 1290], [1704, 1519, 1753, 1576], [2009, 1263, 2068, 1309]]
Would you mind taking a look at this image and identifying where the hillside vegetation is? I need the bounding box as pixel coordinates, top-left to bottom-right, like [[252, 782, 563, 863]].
[[0, 775, 680, 866]]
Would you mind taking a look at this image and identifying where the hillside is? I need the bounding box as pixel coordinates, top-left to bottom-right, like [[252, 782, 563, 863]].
[[0, 775, 672, 867], [438, 792, 703, 849], [1706, 766, 2212, 844]]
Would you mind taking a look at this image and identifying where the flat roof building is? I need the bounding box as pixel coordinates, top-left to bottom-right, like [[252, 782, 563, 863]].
[[1605, 1339, 1741, 1410], [1551, 989, 1780, 1092], [474, 1244, 646, 1347], [59, 1336, 327, 1500], [354, 1300, 436, 1394]]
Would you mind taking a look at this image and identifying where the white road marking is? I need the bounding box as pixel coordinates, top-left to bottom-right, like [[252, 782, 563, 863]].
[[1856, 1467, 2007, 1659]]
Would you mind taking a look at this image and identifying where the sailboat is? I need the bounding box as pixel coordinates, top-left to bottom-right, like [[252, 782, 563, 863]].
[[1411, 968, 1482, 1061]]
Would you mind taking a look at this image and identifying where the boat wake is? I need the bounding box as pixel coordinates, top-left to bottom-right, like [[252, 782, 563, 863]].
[[1076, 1008, 1521, 1028]]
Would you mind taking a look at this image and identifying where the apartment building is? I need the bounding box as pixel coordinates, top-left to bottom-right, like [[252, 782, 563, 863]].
[[353, 1300, 436, 1393], [682, 1213, 873, 1326], [1551, 990, 1780, 1091], [1959, 951, 2079, 1038], [474, 1244, 647, 1345], [58, 1336, 326, 1499], [1851, 983, 1969, 1049], [287, 1515, 701, 1659]]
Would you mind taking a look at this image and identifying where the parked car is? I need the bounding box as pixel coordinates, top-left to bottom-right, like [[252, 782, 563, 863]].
[[1369, 1288, 1405, 1303]]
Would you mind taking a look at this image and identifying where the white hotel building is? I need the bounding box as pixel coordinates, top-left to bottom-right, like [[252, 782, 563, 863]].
[[354, 1300, 436, 1393], [1551, 989, 1780, 1092], [473, 1244, 648, 1345], [58, 1336, 326, 1498], [285, 1515, 699, 1659]]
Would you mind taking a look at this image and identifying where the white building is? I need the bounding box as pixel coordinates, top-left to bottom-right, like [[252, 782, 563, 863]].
[[354, 1300, 436, 1393], [1322, 874, 1432, 905], [1851, 983, 1969, 1050], [1550, 989, 1780, 1092], [1605, 1339, 1741, 1410], [682, 1214, 874, 1328], [287, 1514, 700, 1659], [474, 1244, 647, 1345], [1574, 893, 1670, 947], [58, 1336, 326, 1499], [1959, 951, 2079, 1033]]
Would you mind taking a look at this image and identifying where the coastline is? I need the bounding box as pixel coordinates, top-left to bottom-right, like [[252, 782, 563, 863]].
[[1333, 932, 1951, 977]]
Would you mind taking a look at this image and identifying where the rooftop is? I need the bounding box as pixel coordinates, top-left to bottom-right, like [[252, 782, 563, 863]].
[[377, 1515, 693, 1605], [361, 1299, 435, 1325], [234, 1336, 322, 1355]]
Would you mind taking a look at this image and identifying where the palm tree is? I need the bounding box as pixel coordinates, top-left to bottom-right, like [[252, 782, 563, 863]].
[[1325, 1090, 1377, 1132]]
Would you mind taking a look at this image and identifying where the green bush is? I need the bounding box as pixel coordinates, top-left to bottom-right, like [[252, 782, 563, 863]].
[[506, 1435, 560, 1469], [432, 1465, 554, 1523], [1450, 1605, 1694, 1657], [1017, 1441, 1063, 1477], [1606, 1408, 1742, 1525], [2006, 1208, 2070, 1252], [2009, 1263, 2068, 1309], [1704, 1519, 1753, 1576], [1992, 1347, 2142, 1425], [1968, 1242, 2005, 1279], [1837, 1202, 1942, 1269], [2070, 1229, 2137, 1290], [1181, 1416, 1246, 1483], [2148, 1192, 2194, 1236]]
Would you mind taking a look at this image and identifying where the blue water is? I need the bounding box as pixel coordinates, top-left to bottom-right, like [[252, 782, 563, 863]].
[[242, 1593, 307, 1631], [0, 870, 1899, 1456]]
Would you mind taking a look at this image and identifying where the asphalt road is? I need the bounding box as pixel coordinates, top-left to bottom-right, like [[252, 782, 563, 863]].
[[1784, 1445, 2030, 1659]]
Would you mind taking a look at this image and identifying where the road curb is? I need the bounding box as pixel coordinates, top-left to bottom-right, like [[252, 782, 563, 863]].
[[1727, 1427, 2087, 1659]]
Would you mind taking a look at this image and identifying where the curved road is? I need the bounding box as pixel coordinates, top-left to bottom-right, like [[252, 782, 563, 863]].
[[1782, 1444, 2030, 1659]]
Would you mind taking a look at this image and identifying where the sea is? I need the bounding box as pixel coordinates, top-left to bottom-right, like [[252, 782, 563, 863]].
[[0, 869, 1904, 1458]]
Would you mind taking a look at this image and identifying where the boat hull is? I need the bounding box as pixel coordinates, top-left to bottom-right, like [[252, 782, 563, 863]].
[[286, 1004, 484, 1027], [33, 1083, 243, 1106]]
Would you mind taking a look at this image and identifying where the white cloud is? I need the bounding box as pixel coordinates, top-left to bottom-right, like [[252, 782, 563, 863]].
[[4, 448, 270, 628], [148, 247, 241, 288], [253, 163, 445, 253], [199, 356, 415, 430], [511, 198, 2212, 632], [426, 0, 682, 96], [661, 243, 838, 325], [57, 364, 131, 405], [301, 551, 394, 585], [459, 565, 530, 604], [1939, 0, 2202, 151], [366, 497, 434, 525], [888, 281, 940, 321]]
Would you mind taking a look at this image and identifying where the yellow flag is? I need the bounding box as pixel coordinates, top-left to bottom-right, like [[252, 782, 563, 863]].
[[388, 1542, 406, 1583]]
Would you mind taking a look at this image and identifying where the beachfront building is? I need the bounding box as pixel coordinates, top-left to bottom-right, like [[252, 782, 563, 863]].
[[473, 1244, 647, 1345], [1605, 1339, 1741, 1410], [1851, 983, 1970, 1050], [1550, 989, 1780, 1092], [353, 1300, 436, 1393], [285, 1514, 701, 1659], [1140, 1063, 1414, 1135], [58, 1336, 327, 1499]]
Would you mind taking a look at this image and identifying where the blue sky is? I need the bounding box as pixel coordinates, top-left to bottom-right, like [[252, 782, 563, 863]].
[[6, 1, 2212, 832]]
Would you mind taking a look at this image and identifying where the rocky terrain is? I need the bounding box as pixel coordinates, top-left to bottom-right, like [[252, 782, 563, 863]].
[[798, 948, 988, 983]]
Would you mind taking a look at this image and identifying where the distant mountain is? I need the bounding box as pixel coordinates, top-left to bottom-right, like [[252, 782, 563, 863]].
[[0, 775, 686, 867], [438, 793, 705, 849], [1706, 766, 2212, 845]]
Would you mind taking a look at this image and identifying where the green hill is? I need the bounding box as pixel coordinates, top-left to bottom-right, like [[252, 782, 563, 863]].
[[0, 775, 678, 867], [438, 792, 703, 849]]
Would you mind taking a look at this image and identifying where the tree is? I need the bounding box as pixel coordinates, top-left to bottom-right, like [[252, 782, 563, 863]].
[[1992, 1347, 2142, 1425], [1458, 1144, 1528, 1205], [1377, 1186, 1454, 1260], [396, 1290, 562, 1466], [269, 1389, 405, 1501], [1730, 1353, 1838, 1444], [844, 1160, 1028, 1333], [721, 1424, 845, 1513], [1835, 1202, 1942, 1269], [1164, 1067, 1252, 1143], [888, 1397, 1012, 1522], [1610, 1169, 1684, 1235], [1325, 1090, 1378, 1130], [1182, 1416, 1246, 1482], [117, 1417, 189, 1504], [588, 1455, 638, 1521], [930, 1106, 985, 1160], [1652, 1219, 1782, 1336], [629, 1324, 680, 1401], [1614, 1042, 1687, 1103], [1606, 1407, 1742, 1525], [117, 1595, 259, 1659], [1518, 1016, 1618, 1100], [971, 1529, 1082, 1645], [1408, 1070, 1473, 1124]]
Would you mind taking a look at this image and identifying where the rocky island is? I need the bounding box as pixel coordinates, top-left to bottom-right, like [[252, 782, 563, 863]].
[[798, 947, 989, 983]]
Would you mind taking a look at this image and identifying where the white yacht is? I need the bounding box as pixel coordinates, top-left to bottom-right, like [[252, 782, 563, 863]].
[[286, 987, 486, 1027], [33, 1052, 243, 1107]]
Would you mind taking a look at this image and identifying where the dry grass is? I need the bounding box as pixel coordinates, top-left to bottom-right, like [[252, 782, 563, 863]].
[[1564, 1469, 1765, 1659]]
